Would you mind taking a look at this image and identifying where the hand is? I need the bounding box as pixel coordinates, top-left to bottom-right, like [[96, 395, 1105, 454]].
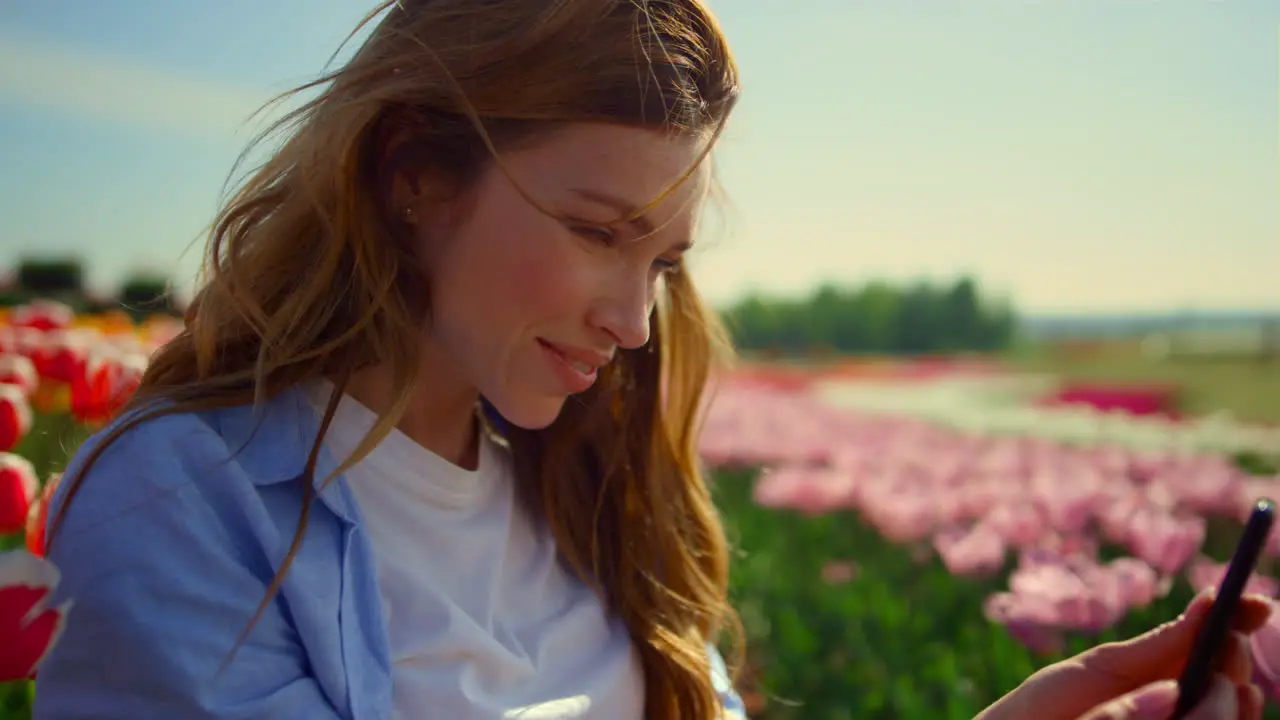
[[1078, 674, 1256, 720], [976, 589, 1273, 720]]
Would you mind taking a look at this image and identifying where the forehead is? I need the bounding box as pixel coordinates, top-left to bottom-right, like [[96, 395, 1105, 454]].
[[506, 123, 711, 217]]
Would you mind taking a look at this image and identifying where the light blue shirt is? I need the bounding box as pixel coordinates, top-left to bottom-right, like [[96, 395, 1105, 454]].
[[34, 386, 746, 719]]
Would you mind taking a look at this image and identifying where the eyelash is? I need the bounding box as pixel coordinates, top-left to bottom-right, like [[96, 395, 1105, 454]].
[[570, 224, 616, 245], [570, 224, 681, 275], [653, 258, 682, 275]]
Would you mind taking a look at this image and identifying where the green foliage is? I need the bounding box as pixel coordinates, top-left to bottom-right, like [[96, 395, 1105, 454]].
[[720, 276, 1017, 357], [118, 274, 177, 320], [0, 290, 30, 309], [15, 258, 83, 298]]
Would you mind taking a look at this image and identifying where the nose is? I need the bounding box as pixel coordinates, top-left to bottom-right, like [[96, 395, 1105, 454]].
[[589, 270, 654, 350]]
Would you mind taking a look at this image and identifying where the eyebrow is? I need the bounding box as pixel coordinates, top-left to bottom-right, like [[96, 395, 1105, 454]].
[[570, 188, 692, 252]]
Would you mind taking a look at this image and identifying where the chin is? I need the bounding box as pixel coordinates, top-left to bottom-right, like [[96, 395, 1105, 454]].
[[485, 394, 568, 431]]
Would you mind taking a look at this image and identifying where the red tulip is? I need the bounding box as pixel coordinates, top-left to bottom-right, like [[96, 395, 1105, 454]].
[[29, 330, 92, 384], [9, 300, 74, 333], [0, 384, 31, 453], [0, 327, 43, 359], [0, 353, 37, 397], [0, 453, 38, 535], [25, 474, 60, 558], [0, 550, 69, 680], [70, 350, 145, 424]]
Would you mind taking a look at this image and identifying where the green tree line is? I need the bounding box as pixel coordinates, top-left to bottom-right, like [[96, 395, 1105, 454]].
[[720, 276, 1017, 356], [0, 257, 181, 320]]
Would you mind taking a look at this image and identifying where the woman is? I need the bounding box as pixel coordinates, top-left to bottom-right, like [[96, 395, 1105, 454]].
[[31, 1, 1271, 718]]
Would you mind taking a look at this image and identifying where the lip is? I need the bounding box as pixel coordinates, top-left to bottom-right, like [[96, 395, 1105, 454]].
[[540, 339, 612, 369], [537, 338, 610, 393]]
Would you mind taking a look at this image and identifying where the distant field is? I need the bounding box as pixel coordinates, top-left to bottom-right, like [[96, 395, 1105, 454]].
[[737, 340, 1280, 424], [1009, 342, 1280, 423]]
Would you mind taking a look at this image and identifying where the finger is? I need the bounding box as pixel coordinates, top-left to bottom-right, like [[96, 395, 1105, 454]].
[[1074, 680, 1179, 720], [1240, 683, 1263, 720], [1184, 674, 1238, 720], [1232, 595, 1272, 634], [1006, 592, 1269, 720], [1186, 589, 1271, 634], [1217, 631, 1254, 686], [1088, 591, 1270, 681], [1075, 594, 1217, 688]]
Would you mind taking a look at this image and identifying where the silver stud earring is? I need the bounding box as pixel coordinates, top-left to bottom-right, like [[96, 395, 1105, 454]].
[[403, 206, 416, 223]]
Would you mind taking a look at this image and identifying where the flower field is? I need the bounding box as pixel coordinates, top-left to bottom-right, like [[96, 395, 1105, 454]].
[[703, 370, 1280, 718], [1, 303, 1279, 718]]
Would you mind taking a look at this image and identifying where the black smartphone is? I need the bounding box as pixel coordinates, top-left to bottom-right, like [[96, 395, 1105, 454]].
[[1172, 497, 1276, 718]]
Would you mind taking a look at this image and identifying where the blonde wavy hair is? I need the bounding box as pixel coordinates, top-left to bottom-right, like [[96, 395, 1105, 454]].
[[50, 0, 742, 716]]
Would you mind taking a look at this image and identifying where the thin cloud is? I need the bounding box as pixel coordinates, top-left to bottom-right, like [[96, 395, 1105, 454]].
[[0, 32, 297, 141]]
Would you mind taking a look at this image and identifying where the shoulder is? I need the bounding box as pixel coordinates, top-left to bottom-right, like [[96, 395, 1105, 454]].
[[51, 406, 243, 543], [34, 393, 351, 719], [42, 389, 330, 609], [50, 389, 316, 542]]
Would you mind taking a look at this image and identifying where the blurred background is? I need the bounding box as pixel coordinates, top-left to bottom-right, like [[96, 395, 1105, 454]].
[[0, 1, 1278, 718]]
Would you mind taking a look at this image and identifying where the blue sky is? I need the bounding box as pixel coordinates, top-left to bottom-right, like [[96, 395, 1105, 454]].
[[0, 1, 1276, 313]]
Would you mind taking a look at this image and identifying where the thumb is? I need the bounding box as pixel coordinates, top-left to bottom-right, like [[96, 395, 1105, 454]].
[[1077, 680, 1179, 720]]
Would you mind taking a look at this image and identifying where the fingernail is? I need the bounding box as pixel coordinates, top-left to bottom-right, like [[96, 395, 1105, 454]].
[[1244, 594, 1274, 614], [1130, 680, 1179, 717]]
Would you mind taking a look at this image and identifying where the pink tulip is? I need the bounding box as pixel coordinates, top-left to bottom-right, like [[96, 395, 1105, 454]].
[[1007, 562, 1114, 632], [979, 503, 1048, 549], [821, 561, 858, 585], [858, 486, 937, 543], [1123, 509, 1204, 575], [933, 524, 1007, 577], [1096, 557, 1162, 611], [983, 592, 1066, 656], [984, 550, 1165, 651], [1185, 556, 1279, 598], [752, 467, 855, 516]]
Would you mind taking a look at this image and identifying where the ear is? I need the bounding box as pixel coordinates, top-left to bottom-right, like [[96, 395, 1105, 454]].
[[385, 134, 425, 221], [374, 109, 428, 220]]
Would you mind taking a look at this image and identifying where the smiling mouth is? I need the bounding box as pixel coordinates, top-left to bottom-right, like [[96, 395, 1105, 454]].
[[537, 338, 603, 392], [537, 340, 595, 372]]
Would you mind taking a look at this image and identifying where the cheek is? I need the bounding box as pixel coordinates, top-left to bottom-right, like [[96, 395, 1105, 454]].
[[432, 215, 595, 339]]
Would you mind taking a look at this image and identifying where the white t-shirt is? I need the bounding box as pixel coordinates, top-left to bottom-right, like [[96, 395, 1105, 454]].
[[305, 381, 645, 720]]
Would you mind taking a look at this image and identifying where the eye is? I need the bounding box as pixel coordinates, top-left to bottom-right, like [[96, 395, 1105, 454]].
[[652, 257, 683, 275], [569, 223, 616, 245]]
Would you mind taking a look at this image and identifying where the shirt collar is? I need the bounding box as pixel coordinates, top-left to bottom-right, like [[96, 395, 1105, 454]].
[[207, 385, 358, 523]]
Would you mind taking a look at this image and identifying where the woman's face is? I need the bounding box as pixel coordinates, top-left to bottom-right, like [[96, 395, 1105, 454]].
[[406, 123, 708, 430]]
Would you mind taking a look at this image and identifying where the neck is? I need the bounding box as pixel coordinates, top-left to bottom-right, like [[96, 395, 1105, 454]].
[[343, 349, 482, 470]]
